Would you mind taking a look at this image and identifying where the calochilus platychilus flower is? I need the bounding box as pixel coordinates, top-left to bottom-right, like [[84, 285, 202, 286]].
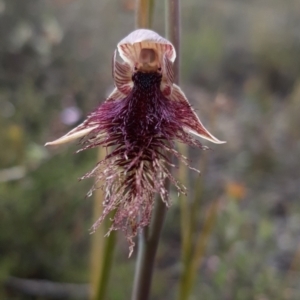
[[46, 29, 225, 256]]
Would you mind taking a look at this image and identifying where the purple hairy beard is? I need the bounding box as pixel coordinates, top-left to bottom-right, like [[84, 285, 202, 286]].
[[79, 71, 205, 254]]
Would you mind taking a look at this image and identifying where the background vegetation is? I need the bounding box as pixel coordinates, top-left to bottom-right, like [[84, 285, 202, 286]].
[[1, 0, 300, 299]]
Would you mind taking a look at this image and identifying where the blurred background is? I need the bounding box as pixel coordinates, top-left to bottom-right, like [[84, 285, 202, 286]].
[[1, 0, 300, 299]]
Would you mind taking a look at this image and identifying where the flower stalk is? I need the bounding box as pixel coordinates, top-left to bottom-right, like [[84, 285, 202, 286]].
[[135, 0, 155, 29], [131, 1, 165, 299], [132, 1, 183, 299]]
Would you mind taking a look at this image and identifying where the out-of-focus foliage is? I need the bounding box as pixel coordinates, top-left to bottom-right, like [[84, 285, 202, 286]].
[[1, 0, 300, 299]]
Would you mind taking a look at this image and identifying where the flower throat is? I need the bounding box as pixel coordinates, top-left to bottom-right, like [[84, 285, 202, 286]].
[[121, 71, 164, 143]]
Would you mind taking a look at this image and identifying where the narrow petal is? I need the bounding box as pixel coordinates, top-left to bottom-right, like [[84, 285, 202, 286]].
[[167, 84, 226, 144], [45, 126, 97, 146], [161, 54, 174, 96], [106, 87, 127, 102], [45, 88, 124, 146], [113, 50, 133, 94]]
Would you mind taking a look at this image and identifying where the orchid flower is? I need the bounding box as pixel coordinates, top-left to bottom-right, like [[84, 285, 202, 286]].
[[46, 29, 225, 255]]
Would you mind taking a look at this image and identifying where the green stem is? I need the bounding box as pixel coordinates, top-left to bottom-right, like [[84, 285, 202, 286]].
[[177, 144, 191, 266], [135, 0, 154, 28], [93, 228, 116, 300], [131, 1, 180, 299], [165, 0, 181, 85], [179, 200, 219, 300], [179, 106, 217, 299], [131, 200, 167, 300], [90, 149, 117, 300]]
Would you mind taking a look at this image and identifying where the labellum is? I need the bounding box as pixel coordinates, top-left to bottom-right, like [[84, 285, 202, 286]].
[[46, 29, 225, 255]]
